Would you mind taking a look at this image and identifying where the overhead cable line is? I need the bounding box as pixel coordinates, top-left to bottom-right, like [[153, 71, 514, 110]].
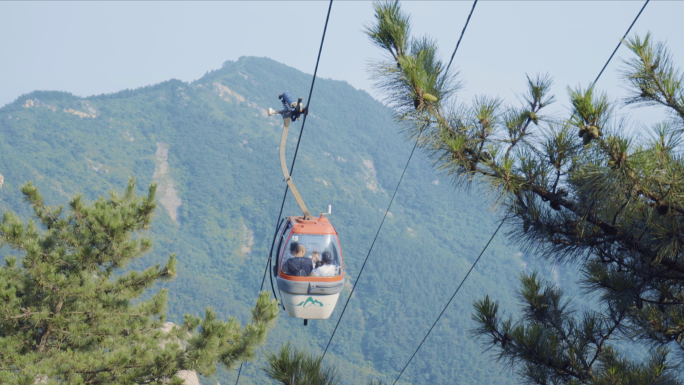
[[321, 0, 479, 361], [390, 2, 650, 383], [261, 0, 335, 299], [322, 128, 424, 359], [445, 0, 477, 74], [237, 2, 334, 384], [391, 213, 508, 385], [593, 0, 649, 85], [261, 218, 285, 296], [289, 0, 334, 179]]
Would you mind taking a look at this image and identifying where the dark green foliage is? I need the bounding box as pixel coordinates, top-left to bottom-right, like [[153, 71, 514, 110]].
[[262, 343, 388, 385], [0, 180, 278, 384], [263, 342, 341, 385], [366, 1, 684, 383], [472, 274, 678, 384]]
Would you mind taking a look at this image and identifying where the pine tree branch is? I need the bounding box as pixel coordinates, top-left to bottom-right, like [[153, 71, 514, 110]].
[[37, 325, 51, 353], [588, 312, 627, 372], [641, 56, 682, 117], [525, 184, 684, 276], [6, 311, 41, 319]]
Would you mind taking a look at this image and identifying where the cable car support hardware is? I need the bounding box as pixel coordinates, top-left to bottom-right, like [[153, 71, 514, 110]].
[[269, 92, 313, 220]]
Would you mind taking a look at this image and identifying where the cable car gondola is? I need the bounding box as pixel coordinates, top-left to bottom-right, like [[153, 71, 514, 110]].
[[268, 92, 345, 323]]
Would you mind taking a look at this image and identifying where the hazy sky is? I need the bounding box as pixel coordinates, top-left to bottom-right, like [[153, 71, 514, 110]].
[[1, 1, 683, 128]]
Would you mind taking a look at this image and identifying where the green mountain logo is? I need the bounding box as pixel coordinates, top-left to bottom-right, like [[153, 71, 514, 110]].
[[296, 297, 324, 308]]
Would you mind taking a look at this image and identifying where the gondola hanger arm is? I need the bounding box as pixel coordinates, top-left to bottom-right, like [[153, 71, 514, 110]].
[[270, 92, 314, 220]]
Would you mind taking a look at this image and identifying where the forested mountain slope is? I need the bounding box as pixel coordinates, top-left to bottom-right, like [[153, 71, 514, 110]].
[[0, 57, 555, 384]]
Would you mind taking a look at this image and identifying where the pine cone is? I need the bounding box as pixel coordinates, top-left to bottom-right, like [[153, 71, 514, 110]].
[[589, 126, 600, 139]]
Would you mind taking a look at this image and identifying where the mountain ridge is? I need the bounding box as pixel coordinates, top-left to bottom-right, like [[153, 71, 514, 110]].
[[0, 56, 544, 384]]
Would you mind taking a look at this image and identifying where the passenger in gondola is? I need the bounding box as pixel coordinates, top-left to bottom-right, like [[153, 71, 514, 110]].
[[283, 244, 313, 276], [282, 242, 299, 267], [310, 251, 336, 277], [311, 251, 322, 268]]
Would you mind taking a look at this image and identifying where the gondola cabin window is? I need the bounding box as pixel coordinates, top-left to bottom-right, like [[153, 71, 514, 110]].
[[281, 234, 342, 277]]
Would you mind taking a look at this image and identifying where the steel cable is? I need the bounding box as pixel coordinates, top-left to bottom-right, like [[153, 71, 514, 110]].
[[321, 0, 479, 362], [262, 0, 335, 297], [391, 212, 509, 384], [593, 0, 649, 85], [322, 128, 424, 359], [444, 0, 477, 75], [236, 1, 334, 383]]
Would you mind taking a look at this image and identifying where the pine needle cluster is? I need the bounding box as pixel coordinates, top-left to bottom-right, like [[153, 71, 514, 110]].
[[262, 343, 386, 385], [0, 179, 278, 384], [366, 1, 684, 383], [262, 342, 341, 385]]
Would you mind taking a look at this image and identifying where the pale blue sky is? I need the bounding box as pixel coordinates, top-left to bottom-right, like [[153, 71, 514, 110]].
[[1, 1, 683, 128]]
